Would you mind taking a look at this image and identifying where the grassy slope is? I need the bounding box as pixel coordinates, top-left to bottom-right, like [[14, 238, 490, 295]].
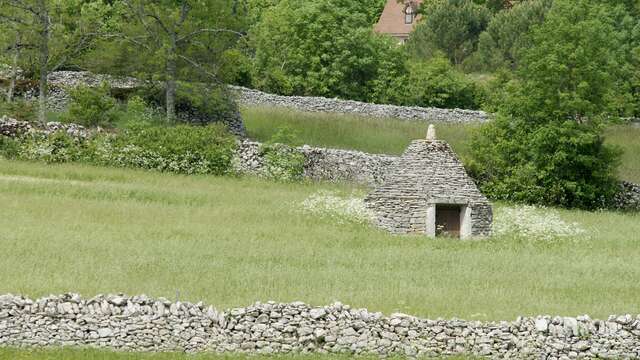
[[1, 160, 639, 321], [242, 107, 640, 183]]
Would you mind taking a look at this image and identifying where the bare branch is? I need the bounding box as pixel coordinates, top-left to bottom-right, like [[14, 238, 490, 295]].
[[177, 28, 244, 44], [177, 54, 222, 85]]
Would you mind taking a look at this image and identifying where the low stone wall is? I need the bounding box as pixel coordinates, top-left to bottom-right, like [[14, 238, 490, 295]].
[[615, 181, 640, 211], [233, 140, 397, 186], [230, 85, 490, 123], [1, 294, 639, 359]]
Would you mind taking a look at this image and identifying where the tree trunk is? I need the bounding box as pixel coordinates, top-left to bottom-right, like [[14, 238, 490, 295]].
[[165, 33, 178, 122], [7, 32, 20, 103], [37, 0, 50, 123]]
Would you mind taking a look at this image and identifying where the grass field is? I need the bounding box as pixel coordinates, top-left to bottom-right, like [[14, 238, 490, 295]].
[[242, 107, 640, 183], [1, 159, 639, 321]]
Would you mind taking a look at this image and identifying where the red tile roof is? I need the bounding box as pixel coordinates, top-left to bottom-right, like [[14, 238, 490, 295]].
[[374, 0, 423, 40]]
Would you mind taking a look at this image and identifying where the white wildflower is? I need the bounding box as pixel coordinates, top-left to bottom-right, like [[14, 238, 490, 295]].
[[300, 191, 374, 225], [493, 205, 587, 242]]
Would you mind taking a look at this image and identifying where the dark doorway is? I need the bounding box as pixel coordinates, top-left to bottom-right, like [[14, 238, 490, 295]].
[[435, 204, 461, 238]]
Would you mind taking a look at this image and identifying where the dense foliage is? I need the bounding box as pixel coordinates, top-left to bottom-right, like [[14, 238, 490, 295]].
[[251, 0, 405, 102], [472, 0, 552, 70], [377, 57, 482, 109], [138, 83, 239, 126], [408, 0, 492, 66], [64, 83, 120, 127], [469, 0, 628, 209], [0, 124, 236, 175]]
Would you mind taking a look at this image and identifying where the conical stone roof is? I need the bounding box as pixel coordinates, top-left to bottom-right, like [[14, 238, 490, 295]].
[[365, 138, 492, 236]]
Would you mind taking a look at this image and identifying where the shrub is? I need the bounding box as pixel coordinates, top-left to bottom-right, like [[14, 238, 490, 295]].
[[63, 83, 120, 127], [111, 123, 237, 175], [0, 135, 20, 159], [260, 126, 305, 181], [138, 82, 239, 126], [469, 116, 622, 209], [18, 131, 87, 163], [0, 98, 36, 122], [7, 123, 237, 176], [375, 57, 483, 109]]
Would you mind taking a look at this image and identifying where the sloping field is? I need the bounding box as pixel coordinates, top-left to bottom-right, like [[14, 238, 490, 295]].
[[1, 160, 639, 321], [242, 107, 640, 183]]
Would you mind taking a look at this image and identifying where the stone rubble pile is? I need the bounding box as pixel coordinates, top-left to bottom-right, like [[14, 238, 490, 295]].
[[230, 85, 490, 124], [0, 115, 92, 139], [615, 181, 640, 211], [0, 115, 32, 137], [1, 294, 640, 359]]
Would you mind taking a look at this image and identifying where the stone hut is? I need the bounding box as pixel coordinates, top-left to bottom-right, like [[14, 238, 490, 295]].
[[365, 126, 492, 239]]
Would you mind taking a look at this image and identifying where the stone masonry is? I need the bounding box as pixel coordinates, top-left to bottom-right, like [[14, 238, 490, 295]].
[[230, 85, 490, 123], [1, 294, 640, 359], [365, 134, 493, 238]]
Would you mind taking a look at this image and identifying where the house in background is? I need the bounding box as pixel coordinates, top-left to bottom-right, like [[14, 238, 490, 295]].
[[374, 0, 423, 44]]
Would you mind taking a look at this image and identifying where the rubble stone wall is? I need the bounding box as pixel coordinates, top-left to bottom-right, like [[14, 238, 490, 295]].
[[1, 294, 640, 359], [231, 85, 490, 123], [233, 140, 398, 186]]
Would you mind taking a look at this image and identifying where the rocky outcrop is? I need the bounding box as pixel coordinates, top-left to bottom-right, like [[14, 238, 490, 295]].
[[230, 85, 490, 123], [1, 294, 640, 359]]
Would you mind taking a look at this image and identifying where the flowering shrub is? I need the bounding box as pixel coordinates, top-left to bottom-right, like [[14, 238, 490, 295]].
[[300, 191, 374, 225], [493, 205, 587, 242], [5, 123, 236, 176], [260, 126, 305, 182]]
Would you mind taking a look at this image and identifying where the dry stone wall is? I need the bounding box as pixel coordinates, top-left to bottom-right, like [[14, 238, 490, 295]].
[[233, 140, 397, 186], [2, 294, 640, 359], [231, 85, 490, 123]]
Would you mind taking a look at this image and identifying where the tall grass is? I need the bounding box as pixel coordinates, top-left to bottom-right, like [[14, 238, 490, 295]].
[[605, 124, 640, 183], [1, 160, 639, 321], [241, 106, 478, 157], [242, 107, 640, 183]]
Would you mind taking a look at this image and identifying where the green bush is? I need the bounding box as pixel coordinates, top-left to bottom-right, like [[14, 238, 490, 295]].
[[0, 135, 20, 159], [0, 98, 37, 122], [113, 123, 236, 175], [251, 0, 406, 101], [138, 82, 239, 126], [259, 126, 305, 182], [18, 132, 87, 163], [469, 116, 622, 209], [7, 123, 236, 176], [63, 83, 120, 127], [375, 57, 483, 110]]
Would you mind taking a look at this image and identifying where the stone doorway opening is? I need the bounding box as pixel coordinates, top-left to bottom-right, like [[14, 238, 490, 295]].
[[435, 204, 461, 238]]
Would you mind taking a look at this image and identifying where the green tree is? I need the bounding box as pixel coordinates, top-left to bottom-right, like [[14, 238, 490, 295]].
[[0, 0, 114, 121], [375, 56, 481, 109], [469, 0, 627, 209], [407, 0, 491, 65], [472, 0, 551, 71], [90, 0, 247, 121], [251, 0, 405, 101], [502, 0, 631, 122]]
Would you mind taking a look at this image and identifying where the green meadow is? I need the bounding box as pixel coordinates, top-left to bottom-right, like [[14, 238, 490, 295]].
[[1, 159, 639, 321]]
